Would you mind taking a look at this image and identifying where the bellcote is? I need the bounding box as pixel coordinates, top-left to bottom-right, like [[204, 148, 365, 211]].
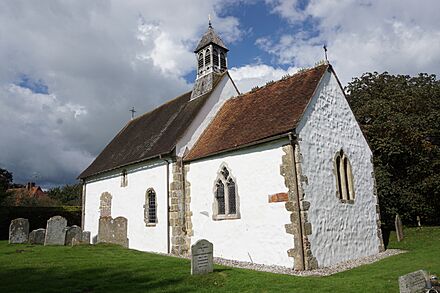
[[194, 22, 228, 80]]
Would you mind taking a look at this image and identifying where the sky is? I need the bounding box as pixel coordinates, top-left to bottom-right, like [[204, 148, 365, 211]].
[[1, 0, 440, 188]]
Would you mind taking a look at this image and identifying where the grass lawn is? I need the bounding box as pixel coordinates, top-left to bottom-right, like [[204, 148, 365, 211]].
[[0, 227, 439, 293]]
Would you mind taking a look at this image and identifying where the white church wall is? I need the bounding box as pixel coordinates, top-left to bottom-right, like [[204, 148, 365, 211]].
[[296, 69, 380, 268], [187, 139, 294, 268], [83, 158, 169, 253], [176, 74, 239, 157]]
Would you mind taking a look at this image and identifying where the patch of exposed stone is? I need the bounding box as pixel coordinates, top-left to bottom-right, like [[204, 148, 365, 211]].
[[212, 249, 405, 276]]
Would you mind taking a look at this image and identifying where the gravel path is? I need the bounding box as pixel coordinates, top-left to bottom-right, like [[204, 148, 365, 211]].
[[213, 249, 405, 276]]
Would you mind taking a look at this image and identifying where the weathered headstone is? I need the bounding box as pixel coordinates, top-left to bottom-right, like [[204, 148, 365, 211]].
[[399, 270, 430, 293], [191, 239, 213, 275], [9, 218, 29, 244], [82, 231, 91, 244], [65, 225, 82, 246], [29, 228, 46, 245], [395, 214, 404, 242], [44, 215, 68, 245], [97, 216, 128, 247]]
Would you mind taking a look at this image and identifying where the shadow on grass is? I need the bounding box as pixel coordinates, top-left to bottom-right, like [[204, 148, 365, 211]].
[[0, 267, 187, 293]]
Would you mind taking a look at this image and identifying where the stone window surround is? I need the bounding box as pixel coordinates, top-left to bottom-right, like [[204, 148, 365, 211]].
[[144, 188, 158, 226], [334, 150, 355, 203], [212, 163, 240, 221], [121, 169, 128, 187]]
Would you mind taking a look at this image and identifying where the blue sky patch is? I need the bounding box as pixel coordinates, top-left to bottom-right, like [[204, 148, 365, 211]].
[[17, 74, 49, 94]]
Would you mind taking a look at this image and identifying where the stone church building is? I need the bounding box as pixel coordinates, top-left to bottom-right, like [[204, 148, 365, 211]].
[[79, 23, 384, 270]]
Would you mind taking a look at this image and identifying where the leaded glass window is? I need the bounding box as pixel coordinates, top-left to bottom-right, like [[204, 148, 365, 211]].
[[213, 164, 239, 220], [334, 150, 355, 202], [144, 188, 157, 225]]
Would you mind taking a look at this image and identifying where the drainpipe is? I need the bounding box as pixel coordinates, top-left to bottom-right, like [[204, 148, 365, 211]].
[[288, 132, 306, 271], [81, 179, 86, 231], [160, 155, 171, 254]]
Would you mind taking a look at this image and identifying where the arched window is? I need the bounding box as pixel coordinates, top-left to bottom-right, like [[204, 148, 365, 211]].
[[220, 52, 226, 69], [334, 150, 355, 202], [144, 188, 157, 225], [213, 164, 240, 220], [205, 49, 211, 66], [198, 52, 204, 70], [213, 49, 219, 66], [100, 192, 112, 217]]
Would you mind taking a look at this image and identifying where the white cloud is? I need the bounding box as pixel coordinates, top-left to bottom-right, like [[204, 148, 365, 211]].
[[258, 0, 440, 84], [229, 64, 298, 93], [0, 0, 243, 187]]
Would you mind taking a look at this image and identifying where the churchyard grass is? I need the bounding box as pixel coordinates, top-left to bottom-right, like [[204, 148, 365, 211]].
[[0, 227, 439, 292]]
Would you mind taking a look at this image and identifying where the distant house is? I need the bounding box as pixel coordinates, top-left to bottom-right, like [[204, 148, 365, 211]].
[[6, 182, 52, 206], [79, 22, 384, 270]]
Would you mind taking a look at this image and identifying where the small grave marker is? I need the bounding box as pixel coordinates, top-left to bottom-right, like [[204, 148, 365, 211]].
[[9, 218, 29, 244], [65, 225, 82, 246], [395, 214, 404, 242], [191, 239, 213, 275], [398, 270, 430, 293], [29, 228, 46, 245], [44, 216, 67, 245]]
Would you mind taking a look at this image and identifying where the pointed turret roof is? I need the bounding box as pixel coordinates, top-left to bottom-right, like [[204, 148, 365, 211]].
[[194, 23, 228, 52]]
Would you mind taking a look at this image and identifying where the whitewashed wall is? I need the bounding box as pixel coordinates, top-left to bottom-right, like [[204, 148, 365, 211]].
[[83, 158, 169, 253], [176, 74, 239, 157], [187, 140, 294, 268], [296, 69, 380, 267]]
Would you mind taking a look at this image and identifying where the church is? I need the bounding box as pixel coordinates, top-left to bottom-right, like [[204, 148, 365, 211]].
[[79, 22, 384, 270]]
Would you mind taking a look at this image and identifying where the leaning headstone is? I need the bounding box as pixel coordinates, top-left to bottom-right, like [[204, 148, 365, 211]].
[[399, 270, 430, 293], [9, 218, 29, 244], [98, 216, 128, 247], [65, 225, 82, 246], [395, 214, 404, 242], [44, 215, 67, 245], [191, 239, 213, 275], [29, 228, 46, 245]]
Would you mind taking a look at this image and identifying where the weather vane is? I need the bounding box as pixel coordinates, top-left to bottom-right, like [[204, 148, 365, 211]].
[[130, 107, 136, 119], [208, 14, 212, 28]]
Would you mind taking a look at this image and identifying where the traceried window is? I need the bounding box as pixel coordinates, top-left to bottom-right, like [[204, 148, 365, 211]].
[[121, 169, 128, 187], [198, 52, 204, 70], [334, 150, 355, 203], [220, 52, 226, 69], [144, 188, 157, 226], [205, 49, 211, 66], [213, 164, 240, 220], [100, 192, 112, 217], [213, 49, 219, 67]]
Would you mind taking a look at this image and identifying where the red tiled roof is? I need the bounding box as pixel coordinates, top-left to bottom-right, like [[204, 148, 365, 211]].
[[184, 64, 329, 161]]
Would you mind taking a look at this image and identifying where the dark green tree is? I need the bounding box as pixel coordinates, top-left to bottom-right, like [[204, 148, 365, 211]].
[[47, 183, 82, 206], [346, 72, 440, 226], [0, 168, 13, 205]]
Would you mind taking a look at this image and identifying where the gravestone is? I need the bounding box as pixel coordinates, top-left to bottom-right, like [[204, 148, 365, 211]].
[[399, 270, 430, 293], [82, 231, 91, 244], [9, 218, 29, 244], [65, 225, 82, 246], [29, 228, 46, 245], [44, 215, 67, 246], [395, 214, 404, 242], [191, 239, 213, 275], [98, 216, 128, 247]]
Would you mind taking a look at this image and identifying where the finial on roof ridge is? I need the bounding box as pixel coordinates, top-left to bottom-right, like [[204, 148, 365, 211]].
[[208, 14, 212, 28]]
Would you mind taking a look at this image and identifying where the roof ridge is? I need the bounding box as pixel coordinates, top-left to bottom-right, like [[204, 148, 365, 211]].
[[233, 63, 329, 100]]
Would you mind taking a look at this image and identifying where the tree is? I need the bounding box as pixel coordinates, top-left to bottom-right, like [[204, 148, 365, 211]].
[[47, 183, 82, 206], [0, 168, 13, 205], [346, 72, 440, 227]]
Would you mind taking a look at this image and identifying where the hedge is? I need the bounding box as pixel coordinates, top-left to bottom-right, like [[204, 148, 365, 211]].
[[0, 206, 81, 240]]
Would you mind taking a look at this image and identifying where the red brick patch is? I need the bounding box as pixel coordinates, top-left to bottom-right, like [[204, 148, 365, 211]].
[[268, 192, 289, 203]]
